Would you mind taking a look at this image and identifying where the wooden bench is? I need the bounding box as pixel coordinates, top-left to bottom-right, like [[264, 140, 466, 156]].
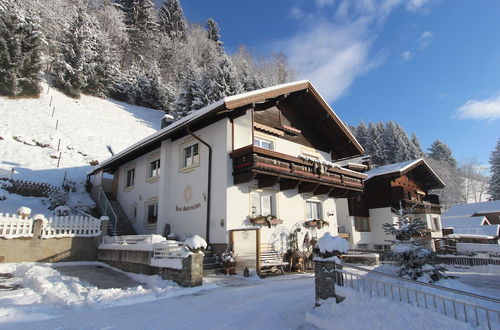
[[259, 243, 289, 275]]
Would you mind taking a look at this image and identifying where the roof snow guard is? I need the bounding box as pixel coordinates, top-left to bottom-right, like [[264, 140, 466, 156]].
[[89, 80, 364, 175], [364, 158, 445, 190]]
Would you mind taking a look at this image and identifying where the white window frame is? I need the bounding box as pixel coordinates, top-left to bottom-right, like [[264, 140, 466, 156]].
[[145, 202, 158, 225], [253, 136, 274, 150], [305, 200, 322, 220], [250, 191, 275, 217], [181, 143, 199, 170], [125, 168, 135, 188], [149, 159, 160, 178]]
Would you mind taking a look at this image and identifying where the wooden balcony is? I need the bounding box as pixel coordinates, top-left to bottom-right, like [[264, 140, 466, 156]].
[[394, 199, 442, 215], [230, 145, 365, 197]]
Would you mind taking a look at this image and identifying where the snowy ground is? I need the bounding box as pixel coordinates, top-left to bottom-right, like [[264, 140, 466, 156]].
[[0, 262, 486, 329], [444, 265, 500, 299], [0, 81, 163, 214]]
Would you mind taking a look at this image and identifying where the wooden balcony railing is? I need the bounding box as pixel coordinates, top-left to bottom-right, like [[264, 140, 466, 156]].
[[230, 145, 365, 195], [394, 199, 442, 215]]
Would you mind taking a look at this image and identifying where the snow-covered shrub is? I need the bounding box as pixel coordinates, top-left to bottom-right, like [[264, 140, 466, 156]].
[[54, 205, 70, 216], [383, 213, 446, 283], [185, 235, 207, 253], [17, 206, 32, 219], [221, 250, 236, 263]]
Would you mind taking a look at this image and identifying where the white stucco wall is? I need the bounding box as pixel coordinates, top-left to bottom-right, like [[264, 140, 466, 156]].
[[115, 148, 161, 234], [233, 111, 252, 150], [226, 180, 339, 253]]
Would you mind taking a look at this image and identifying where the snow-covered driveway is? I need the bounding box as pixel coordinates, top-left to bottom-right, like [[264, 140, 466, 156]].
[[0, 262, 476, 329]]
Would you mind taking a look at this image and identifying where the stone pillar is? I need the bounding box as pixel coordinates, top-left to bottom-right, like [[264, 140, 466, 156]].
[[179, 252, 204, 287], [100, 216, 109, 239], [314, 260, 344, 306], [33, 218, 45, 239]]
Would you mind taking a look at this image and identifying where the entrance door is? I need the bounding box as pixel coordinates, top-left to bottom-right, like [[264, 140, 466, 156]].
[[230, 229, 259, 272]]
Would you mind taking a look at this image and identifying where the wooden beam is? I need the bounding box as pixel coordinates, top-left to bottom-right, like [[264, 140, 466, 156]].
[[329, 187, 349, 198], [234, 172, 255, 184], [298, 182, 319, 194], [314, 185, 332, 196], [258, 175, 280, 188], [279, 179, 299, 191]]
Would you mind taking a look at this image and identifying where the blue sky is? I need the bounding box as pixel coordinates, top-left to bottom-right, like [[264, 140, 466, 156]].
[[180, 0, 500, 168]]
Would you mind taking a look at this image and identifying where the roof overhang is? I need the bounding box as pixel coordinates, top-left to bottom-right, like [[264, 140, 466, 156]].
[[88, 80, 364, 175]]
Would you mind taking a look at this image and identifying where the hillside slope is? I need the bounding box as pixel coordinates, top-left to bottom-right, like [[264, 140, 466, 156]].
[[0, 82, 163, 214]]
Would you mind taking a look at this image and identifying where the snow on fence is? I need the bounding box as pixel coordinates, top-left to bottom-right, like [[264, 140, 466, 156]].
[[336, 264, 500, 330], [456, 243, 500, 254], [0, 213, 34, 238], [436, 255, 500, 267], [41, 216, 102, 238], [150, 241, 191, 270]]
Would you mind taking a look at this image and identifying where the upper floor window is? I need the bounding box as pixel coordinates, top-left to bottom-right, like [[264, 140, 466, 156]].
[[431, 217, 440, 231], [354, 217, 371, 232], [182, 143, 199, 168], [126, 168, 135, 187], [254, 137, 273, 150], [149, 159, 160, 177], [251, 191, 275, 217], [306, 200, 322, 220]]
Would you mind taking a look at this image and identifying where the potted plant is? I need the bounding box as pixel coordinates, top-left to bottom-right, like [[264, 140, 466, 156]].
[[221, 250, 236, 275], [249, 215, 283, 228], [304, 219, 329, 230]]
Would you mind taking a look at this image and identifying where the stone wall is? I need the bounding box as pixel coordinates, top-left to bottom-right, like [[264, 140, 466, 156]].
[[97, 248, 204, 287], [314, 260, 344, 306], [0, 219, 107, 263]]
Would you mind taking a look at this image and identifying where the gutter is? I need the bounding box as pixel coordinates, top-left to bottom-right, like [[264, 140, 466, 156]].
[[186, 125, 212, 244]]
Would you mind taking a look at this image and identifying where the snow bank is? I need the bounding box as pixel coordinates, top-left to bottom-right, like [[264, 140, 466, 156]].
[[185, 235, 207, 250], [16, 206, 31, 217], [317, 232, 349, 254], [306, 286, 471, 330]]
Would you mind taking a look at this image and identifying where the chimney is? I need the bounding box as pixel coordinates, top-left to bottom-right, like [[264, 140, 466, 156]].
[[161, 113, 175, 129]]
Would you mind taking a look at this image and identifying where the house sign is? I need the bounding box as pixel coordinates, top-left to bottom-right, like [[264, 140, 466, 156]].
[[176, 184, 201, 211]]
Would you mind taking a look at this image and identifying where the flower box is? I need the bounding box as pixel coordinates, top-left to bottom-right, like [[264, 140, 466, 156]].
[[249, 215, 283, 228], [304, 219, 329, 229]]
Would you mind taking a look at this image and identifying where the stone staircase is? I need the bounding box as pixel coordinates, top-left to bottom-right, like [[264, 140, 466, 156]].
[[203, 250, 223, 276], [103, 193, 136, 236]]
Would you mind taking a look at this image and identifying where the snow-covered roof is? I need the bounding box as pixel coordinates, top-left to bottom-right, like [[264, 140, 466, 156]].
[[89, 80, 364, 175], [446, 225, 500, 239], [441, 216, 489, 228], [442, 200, 500, 219], [364, 158, 445, 189]]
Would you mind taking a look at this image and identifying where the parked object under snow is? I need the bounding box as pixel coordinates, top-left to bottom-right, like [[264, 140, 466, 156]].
[[185, 235, 207, 252]]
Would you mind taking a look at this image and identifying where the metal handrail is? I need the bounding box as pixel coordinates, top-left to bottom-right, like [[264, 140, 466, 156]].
[[338, 263, 499, 329], [97, 186, 117, 236]]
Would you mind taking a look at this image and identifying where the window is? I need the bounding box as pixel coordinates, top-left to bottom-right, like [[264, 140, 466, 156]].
[[357, 244, 369, 250], [254, 137, 273, 150], [431, 217, 440, 231], [306, 200, 322, 220], [182, 143, 199, 168], [149, 159, 160, 177], [126, 168, 135, 187], [373, 244, 391, 251], [251, 191, 274, 216], [130, 204, 137, 223], [354, 217, 370, 232], [146, 203, 158, 224]]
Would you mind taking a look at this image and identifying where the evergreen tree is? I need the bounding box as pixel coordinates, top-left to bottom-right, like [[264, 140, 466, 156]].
[[205, 18, 222, 47], [0, 0, 42, 96], [53, 8, 99, 97], [409, 133, 424, 159], [232, 46, 264, 92], [367, 122, 385, 166], [487, 138, 500, 200], [383, 207, 446, 283], [354, 121, 369, 151], [158, 0, 187, 39], [428, 140, 457, 168], [117, 0, 158, 66]]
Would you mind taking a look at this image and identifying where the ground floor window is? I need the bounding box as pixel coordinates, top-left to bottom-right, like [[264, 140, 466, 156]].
[[373, 244, 391, 251], [251, 191, 275, 216], [305, 200, 322, 220], [146, 203, 158, 224]]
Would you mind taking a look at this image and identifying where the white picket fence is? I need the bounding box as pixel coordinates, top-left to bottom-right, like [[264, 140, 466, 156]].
[[0, 213, 34, 238], [41, 216, 102, 238], [0, 213, 102, 239]]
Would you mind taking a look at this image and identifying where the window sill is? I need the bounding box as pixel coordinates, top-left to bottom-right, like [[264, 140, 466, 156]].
[[145, 176, 160, 183], [179, 163, 200, 174], [123, 185, 134, 192]]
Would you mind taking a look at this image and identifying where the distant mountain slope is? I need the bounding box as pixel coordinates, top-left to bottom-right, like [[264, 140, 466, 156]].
[[0, 82, 163, 214]]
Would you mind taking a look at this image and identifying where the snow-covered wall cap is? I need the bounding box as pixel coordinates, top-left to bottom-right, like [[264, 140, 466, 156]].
[[185, 235, 207, 250], [441, 216, 489, 228], [316, 232, 349, 254], [442, 200, 500, 219], [32, 214, 47, 221], [17, 206, 32, 215]]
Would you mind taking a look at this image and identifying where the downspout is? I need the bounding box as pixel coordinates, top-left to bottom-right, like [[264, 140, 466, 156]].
[[186, 125, 212, 244]]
